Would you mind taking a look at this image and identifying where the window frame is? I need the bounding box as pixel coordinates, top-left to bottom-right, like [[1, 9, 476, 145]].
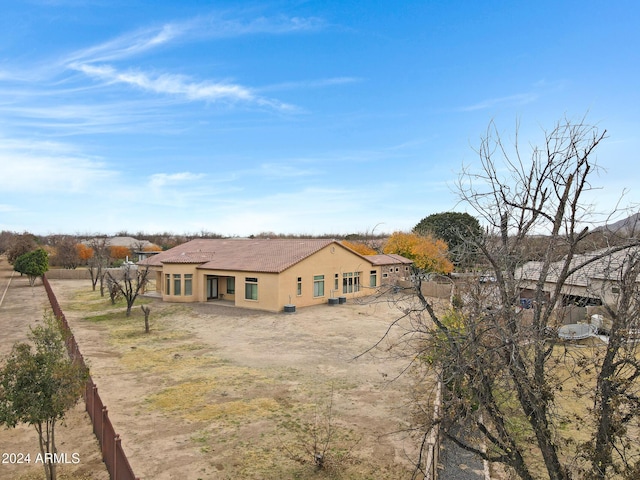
[[313, 275, 325, 297], [245, 277, 258, 301], [369, 270, 377, 287], [173, 274, 181, 296], [184, 274, 193, 296]]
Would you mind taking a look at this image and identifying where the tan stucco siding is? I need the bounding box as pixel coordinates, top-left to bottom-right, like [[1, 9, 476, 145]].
[[161, 264, 199, 303], [196, 269, 279, 311], [149, 242, 407, 312], [277, 244, 378, 309]]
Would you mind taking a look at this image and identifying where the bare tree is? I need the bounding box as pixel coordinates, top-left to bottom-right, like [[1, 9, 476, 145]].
[[6, 232, 38, 264], [87, 238, 109, 295], [105, 273, 122, 305], [50, 235, 80, 269], [380, 117, 640, 479], [105, 264, 150, 316]]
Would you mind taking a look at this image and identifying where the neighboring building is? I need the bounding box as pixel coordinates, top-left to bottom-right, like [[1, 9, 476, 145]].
[[82, 236, 158, 250], [138, 238, 412, 312], [516, 246, 640, 309], [367, 254, 413, 284]]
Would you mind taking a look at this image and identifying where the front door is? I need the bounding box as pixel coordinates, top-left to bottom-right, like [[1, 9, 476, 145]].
[[206, 276, 218, 300]]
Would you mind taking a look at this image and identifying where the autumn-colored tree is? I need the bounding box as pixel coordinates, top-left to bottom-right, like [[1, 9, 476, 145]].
[[143, 244, 162, 252], [342, 240, 378, 256], [75, 244, 94, 264], [109, 245, 131, 261], [383, 232, 453, 274]]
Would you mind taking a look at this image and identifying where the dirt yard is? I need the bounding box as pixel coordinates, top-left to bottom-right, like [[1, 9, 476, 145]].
[[2, 257, 434, 479], [0, 257, 109, 480]]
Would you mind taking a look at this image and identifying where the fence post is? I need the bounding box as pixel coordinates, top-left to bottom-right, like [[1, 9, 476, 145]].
[[43, 273, 139, 480], [102, 407, 108, 459], [114, 435, 120, 480]]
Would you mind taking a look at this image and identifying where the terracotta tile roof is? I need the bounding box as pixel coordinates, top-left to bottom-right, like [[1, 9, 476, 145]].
[[139, 238, 341, 273]]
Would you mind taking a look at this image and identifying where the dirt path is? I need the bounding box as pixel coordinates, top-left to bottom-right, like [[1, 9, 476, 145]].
[[0, 257, 109, 480], [48, 276, 430, 479]]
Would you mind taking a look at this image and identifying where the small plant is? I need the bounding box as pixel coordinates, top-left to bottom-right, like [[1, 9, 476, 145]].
[[277, 385, 361, 474]]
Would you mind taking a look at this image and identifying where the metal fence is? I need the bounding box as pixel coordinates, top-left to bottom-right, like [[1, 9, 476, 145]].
[[42, 274, 139, 480]]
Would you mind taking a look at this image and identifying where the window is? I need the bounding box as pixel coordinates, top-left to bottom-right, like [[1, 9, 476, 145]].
[[184, 274, 193, 295], [382, 273, 389, 278], [313, 275, 325, 297], [342, 272, 361, 293], [245, 277, 258, 300], [173, 274, 181, 295], [227, 277, 235, 294], [297, 277, 302, 296], [370, 270, 377, 287], [334, 274, 339, 291], [165, 274, 171, 295]]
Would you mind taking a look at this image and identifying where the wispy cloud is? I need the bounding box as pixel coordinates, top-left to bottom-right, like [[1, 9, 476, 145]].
[[65, 13, 323, 65], [61, 13, 319, 111], [457, 92, 539, 112], [258, 162, 320, 178], [65, 24, 187, 64], [259, 77, 361, 92], [197, 13, 324, 37], [0, 204, 18, 213], [69, 63, 293, 109], [0, 138, 116, 193], [148, 172, 206, 188]]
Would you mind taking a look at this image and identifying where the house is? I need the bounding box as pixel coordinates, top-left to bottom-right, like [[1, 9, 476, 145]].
[[366, 254, 413, 283], [516, 246, 640, 325], [138, 238, 412, 312]]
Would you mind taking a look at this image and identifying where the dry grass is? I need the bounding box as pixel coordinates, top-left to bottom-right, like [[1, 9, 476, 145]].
[[491, 341, 640, 477], [59, 282, 417, 479]]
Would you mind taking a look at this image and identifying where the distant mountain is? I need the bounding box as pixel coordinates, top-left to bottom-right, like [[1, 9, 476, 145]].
[[594, 213, 640, 236]]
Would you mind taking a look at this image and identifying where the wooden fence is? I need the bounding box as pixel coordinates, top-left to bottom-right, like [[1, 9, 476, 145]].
[[42, 274, 139, 480]]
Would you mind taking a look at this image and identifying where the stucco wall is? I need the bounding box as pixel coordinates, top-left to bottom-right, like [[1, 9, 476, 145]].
[[150, 243, 410, 312], [277, 243, 378, 309], [161, 263, 199, 303]]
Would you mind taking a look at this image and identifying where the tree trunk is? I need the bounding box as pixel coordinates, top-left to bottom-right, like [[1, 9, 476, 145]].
[[141, 305, 151, 333]]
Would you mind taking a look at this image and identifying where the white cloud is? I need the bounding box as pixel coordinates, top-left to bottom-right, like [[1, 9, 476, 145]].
[[65, 24, 186, 64], [458, 92, 538, 112], [0, 138, 116, 194], [64, 14, 323, 66], [148, 172, 206, 188], [258, 77, 361, 92], [0, 204, 18, 212], [69, 63, 295, 110], [258, 162, 319, 178], [194, 13, 324, 38]]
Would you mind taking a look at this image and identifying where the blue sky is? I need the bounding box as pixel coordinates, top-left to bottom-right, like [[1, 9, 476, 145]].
[[1, 1, 639, 237]]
